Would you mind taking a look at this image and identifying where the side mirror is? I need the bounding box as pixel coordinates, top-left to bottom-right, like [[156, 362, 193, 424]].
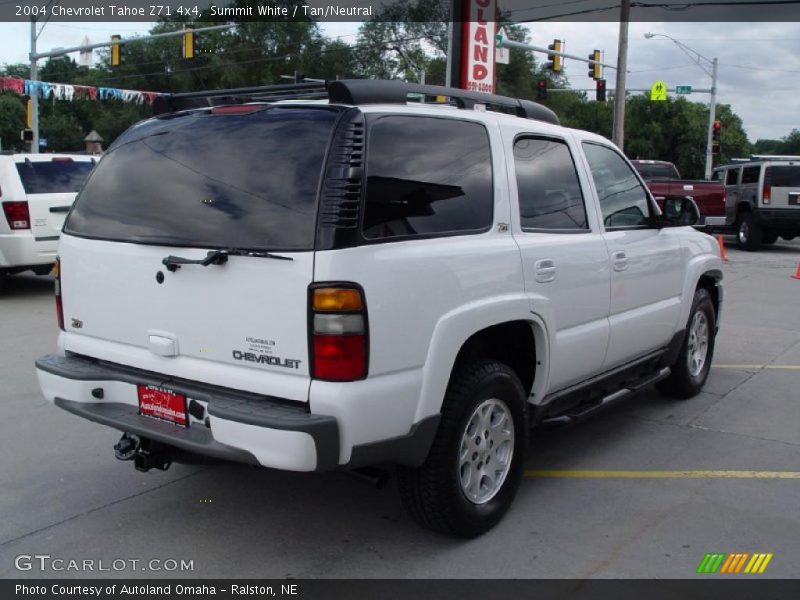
[[661, 196, 700, 227]]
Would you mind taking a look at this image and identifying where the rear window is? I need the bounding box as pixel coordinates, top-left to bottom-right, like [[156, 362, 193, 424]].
[[65, 107, 338, 251], [767, 166, 800, 187], [15, 159, 94, 194], [632, 162, 679, 180]]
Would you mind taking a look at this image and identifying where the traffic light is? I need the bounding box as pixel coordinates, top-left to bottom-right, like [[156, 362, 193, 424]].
[[596, 79, 606, 102], [182, 27, 195, 60], [546, 39, 562, 73], [537, 79, 547, 101], [588, 50, 602, 80], [712, 120, 721, 154], [110, 34, 121, 66]]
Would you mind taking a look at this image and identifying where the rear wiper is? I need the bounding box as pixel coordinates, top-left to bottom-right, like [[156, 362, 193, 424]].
[[162, 248, 292, 272]]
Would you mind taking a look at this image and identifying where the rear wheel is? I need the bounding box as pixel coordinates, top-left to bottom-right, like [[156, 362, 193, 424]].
[[397, 359, 528, 538], [0, 270, 6, 293], [736, 212, 762, 251], [780, 234, 796, 241], [657, 288, 716, 399]]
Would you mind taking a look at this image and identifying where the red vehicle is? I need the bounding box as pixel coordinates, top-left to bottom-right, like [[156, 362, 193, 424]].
[[631, 160, 726, 229]]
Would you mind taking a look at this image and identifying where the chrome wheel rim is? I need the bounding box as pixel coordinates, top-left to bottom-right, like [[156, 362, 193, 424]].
[[458, 398, 515, 505], [738, 221, 749, 243], [687, 310, 710, 377]]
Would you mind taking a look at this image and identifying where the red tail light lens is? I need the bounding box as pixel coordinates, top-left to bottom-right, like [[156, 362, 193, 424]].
[[313, 335, 366, 381], [762, 182, 771, 204], [310, 285, 368, 381], [2, 201, 30, 230], [53, 257, 64, 331]]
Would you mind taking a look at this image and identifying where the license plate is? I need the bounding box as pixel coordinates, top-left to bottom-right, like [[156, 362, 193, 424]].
[[137, 385, 188, 427]]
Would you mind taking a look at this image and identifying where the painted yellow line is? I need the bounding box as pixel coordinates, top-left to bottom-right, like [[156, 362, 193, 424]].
[[524, 470, 800, 479], [713, 364, 800, 370], [758, 553, 774, 574]]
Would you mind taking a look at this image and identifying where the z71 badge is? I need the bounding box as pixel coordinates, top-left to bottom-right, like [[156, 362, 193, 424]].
[[232, 350, 301, 369]]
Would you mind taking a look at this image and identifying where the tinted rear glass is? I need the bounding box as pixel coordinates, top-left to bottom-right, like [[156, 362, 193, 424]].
[[362, 116, 493, 239], [767, 166, 800, 187], [65, 107, 337, 251], [16, 160, 94, 194], [632, 163, 679, 180]]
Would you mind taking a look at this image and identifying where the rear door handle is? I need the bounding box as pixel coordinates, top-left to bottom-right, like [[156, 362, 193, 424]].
[[612, 251, 628, 272], [534, 258, 556, 283]]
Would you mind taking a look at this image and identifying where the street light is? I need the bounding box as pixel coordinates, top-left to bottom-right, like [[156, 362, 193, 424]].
[[644, 32, 719, 179]]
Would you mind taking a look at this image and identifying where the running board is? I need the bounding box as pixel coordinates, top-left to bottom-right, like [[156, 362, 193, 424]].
[[541, 367, 670, 426]]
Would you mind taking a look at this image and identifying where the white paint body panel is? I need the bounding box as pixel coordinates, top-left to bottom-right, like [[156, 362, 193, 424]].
[[37, 103, 724, 471]]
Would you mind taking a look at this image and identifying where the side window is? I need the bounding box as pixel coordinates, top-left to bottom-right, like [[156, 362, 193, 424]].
[[741, 166, 760, 184], [513, 137, 588, 231], [582, 143, 651, 228], [362, 116, 493, 240], [725, 168, 740, 186]]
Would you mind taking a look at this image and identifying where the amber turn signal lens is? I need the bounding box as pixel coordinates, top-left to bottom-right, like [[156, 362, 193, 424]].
[[312, 288, 363, 311]]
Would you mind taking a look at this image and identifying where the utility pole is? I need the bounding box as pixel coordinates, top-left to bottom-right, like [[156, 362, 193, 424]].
[[612, 0, 630, 149], [704, 57, 718, 179], [29, 17, 39, 154]]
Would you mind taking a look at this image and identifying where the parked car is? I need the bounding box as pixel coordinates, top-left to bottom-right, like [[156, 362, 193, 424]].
[[630, 160, 726, 229], [35, 80, 723, 537], [712, 157, 800, 250], [0, 153, 96, 290]]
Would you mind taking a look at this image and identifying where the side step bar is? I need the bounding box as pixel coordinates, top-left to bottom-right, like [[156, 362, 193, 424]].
[[541, 367, 670, 426]]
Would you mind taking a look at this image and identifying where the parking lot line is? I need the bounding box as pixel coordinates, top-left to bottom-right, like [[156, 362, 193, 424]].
[[712, 364, 800, 370], [524, 470, 800, 479]]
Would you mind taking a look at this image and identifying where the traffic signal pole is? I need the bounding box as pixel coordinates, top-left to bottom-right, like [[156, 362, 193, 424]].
[[611, 0, 630, 149], [29, 18, 39, 153], [704, 57, 718, 179]]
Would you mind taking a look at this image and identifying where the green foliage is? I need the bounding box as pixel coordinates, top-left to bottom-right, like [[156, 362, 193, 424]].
[[0, 92, 26, 151], [753, 129, 800, 156]]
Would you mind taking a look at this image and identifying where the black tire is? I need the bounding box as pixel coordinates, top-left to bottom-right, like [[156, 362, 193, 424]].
[[762, 230, 778, 245], [397, 359, 528, 538], [736, 212, 762, 251], [657, 288, 716, 399], [0, 271, 6, 293], [780, 234, 796, 241]]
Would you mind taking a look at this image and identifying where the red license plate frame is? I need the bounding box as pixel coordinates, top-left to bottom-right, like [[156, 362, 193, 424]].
[[137, 384, 188, 427]]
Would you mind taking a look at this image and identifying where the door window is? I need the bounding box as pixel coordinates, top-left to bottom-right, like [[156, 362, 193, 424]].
[[513, 137, 588, 231], [582, 143, 652, 228], [725, 168, 740, 186]]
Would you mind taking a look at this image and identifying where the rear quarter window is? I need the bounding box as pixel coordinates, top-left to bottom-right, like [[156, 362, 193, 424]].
[[362, 115, 493, 240], [767, 166, 800, 187]]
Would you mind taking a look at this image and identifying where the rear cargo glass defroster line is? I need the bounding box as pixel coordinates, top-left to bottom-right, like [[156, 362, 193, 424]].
[[64, 107, 338, 252]]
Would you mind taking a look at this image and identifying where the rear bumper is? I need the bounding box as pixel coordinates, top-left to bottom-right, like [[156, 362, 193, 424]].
[[35, 353, 338, 471], [0, 232, 58, 270], [755, 208, 800, 231]]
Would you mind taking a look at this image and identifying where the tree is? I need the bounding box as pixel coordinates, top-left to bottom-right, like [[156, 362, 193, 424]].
[[0, 93, 25, 151]]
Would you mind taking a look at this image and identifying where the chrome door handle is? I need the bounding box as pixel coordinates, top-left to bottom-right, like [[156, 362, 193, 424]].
[[534, 258, 556, 283], [612, 251, 628, 272]]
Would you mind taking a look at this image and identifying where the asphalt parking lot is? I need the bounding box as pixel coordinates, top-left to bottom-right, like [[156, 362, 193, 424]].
[[1, 237, 798, 579]]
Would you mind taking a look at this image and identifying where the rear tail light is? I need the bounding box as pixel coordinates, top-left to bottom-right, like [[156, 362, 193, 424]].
[[310, 285, 368, 381], [2, 201, 30, 230], [53, 257, 64, 331], [762, 181, 771, 204]]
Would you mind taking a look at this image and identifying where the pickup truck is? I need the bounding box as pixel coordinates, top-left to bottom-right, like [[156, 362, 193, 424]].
[[631, 160, 726, 230]]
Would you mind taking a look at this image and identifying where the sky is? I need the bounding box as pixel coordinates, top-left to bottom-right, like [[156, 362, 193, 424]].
[[1, 20, 798, 142]]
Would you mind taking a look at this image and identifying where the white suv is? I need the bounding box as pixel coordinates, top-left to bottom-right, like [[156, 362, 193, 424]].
[[35, 80, 723, 537], [0, 153, 95, 290]]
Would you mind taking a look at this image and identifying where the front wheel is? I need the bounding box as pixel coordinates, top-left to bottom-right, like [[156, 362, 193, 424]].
[[397, 359, 528, 538], [657, 288, 716, 399]]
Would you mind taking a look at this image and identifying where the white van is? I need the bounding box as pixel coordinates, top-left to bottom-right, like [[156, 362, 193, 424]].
[[0, 154, 96, 289]]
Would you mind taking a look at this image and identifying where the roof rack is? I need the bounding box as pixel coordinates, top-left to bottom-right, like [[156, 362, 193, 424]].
[[153, 79, 560, 126]]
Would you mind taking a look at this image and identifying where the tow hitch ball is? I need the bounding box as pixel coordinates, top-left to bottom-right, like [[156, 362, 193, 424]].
[[114, 433, 172, 472]]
